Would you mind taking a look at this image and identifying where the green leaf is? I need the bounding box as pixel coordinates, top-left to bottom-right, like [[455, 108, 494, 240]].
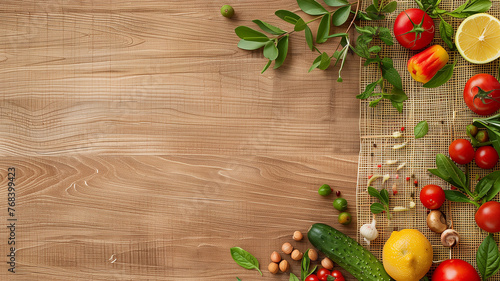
[[237, 40, 268, 50], [477, 234, 500, 280], [316, 14, 331, 43], [318, 52, 331, 70], [332, 5, 351, 26], [381, 1, 398, 13], [263, 41, 279, 60], [414, 120, 429, 139], [384, 87, 408, 103], [252, 20, 286, 35], [355, 25, 377, 35], [381, 57, 393, 68], [439, 19, 455, 50], [369, 97, 383, 107], [382, 67, 403, 89], [357, 81, 379, 99], [380, 189, 389, 205], [327, 276, 337, 281], [294, 18, 308, 31], [392, 101, 403, 113], [297, 0, 329, 15], [301, 249, 312, 280], [237, 278, 241, 281], [368, 186, 383, 201], [274, 36, 289, 69], [436, 154, 467, 189], [475, 171, 500, 199], [326, 32, 348, 39], [368, 46, 381, 53], [309, 54, 323, 72], [323, 0, 349, 6], [235, 26, 269, 42], [444, 190, 474, 203], [290, 273, 300, 281], [275, 10, 302, 24], [261, 60, 272, 74], [370, 202, 385, 214], [378, 27, 394, 45], [485, 174, 500, 202], [423, 62, 455, 88], [462, 0, 492, 13], [305, 25, 314, 50], [230, 247, 263, 276], [429, 168, 449, 180]]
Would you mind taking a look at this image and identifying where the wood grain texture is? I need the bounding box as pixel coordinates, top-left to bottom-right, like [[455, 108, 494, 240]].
[[0, 1, 361, 280]]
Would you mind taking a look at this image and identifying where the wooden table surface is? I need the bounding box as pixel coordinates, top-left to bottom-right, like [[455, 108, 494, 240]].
[[0, 1, 360, 280]]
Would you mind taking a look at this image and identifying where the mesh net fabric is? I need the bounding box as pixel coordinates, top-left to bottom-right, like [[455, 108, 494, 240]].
[[356, 0, 500, 277]]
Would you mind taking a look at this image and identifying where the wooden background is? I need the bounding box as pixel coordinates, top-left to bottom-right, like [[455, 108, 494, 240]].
[[0, 1, 361, 280]]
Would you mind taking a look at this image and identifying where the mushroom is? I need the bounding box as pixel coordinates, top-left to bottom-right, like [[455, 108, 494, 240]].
[[427, 210, 447, 233], [441, 229, 459, 247]]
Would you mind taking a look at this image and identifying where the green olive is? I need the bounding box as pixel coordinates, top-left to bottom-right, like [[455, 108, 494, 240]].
[[220, 5, 234, 18], [318, 184, 332, 196], [332, 198, 348, 211], [476, 130, 489, 143], [338, 212, 352, 225], [467, 124, 478, 137]]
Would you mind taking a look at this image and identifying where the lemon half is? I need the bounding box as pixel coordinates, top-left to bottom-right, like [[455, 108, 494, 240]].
[[456, 13, 500, 64]]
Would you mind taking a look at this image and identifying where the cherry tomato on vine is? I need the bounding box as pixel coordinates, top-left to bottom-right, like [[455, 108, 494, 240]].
[[394, 8, 435, 50], [475, 201, 500, 233], [463, 74, 500, 115], [449, 139, 475, 165], [316, 268, 331, 281], [305, 274, 320, 281], [331, 270, 345, 281], [432, 259, 480, 281], [420, 185, 445, 210], [475, 146, 499, 169]]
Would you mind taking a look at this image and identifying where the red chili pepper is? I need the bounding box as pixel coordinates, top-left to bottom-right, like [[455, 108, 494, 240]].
[[368, 175, 373, 179], [377, 164, 382, 168], [407, 45, 449, 83], [393, 190, 398, 195]]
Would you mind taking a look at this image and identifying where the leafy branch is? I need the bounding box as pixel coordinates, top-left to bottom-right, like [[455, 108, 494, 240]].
[[368, 186, 391, 220]]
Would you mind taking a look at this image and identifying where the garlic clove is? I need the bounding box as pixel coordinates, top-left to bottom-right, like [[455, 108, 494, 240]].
[[367, 174, 383, 187], [382, 174, 390, 184], [386, 160, 398, 165], [396, 162, 406, 171], [392, 142, 408, 150], [392, 131, 402, 138]]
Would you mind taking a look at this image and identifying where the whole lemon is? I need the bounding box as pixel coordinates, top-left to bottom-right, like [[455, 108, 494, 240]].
[[382, 229, 433, 281]]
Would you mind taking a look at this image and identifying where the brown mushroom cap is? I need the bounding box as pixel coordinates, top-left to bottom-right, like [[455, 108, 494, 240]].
[[427, 210, 447, 233], [441, 229, 459, 247]]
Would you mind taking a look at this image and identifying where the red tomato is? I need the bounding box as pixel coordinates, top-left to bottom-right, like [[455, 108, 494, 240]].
[[464, 74, 500, 115], [420, 185, 445, 209], [330, 270, 345, 281], [316, 268, 331, 281], [394, 8, 435, 50], [475, 146, 499, 169], [432, 259, 480, 281], [305, 274, 320, 281], [475, 201, 500, 233], [449, 139, 475, 165]]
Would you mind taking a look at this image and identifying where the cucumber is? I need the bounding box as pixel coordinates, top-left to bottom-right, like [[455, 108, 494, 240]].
[[308, 223, 393, 281]]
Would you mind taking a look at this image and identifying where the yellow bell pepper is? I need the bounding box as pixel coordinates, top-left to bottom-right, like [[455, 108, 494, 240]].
[[407, 45, 449, 83]]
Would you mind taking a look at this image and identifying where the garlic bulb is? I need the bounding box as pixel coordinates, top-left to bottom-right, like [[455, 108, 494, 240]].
[[360, 218, 378, 245]]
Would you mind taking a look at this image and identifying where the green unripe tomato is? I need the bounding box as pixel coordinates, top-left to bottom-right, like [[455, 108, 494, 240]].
[[476, 130, 489, 143], [220, 5, 234, 18], [332, 198, 348, 211], [338, 212, 352, 225], [467, 124, 478, 137], [318, 184, 332, 196]]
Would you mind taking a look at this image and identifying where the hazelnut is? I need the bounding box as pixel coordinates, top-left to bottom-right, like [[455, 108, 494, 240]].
[[268, 262, 279, 274], [293, 231, 303, 241], [279, 260, 289, 272], [281, 242, 293, 255], [291, 249, 303, 261], [271, 251, 281, 263], [308, 249, 318, 261], [321, 257, 334, 270]]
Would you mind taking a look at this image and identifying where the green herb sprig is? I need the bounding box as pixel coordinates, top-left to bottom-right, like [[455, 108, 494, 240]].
[[368, 186, 391, 219], [301, 249, 318, 280], [230, 247, 263, 276], [234, 0, 405, 111]]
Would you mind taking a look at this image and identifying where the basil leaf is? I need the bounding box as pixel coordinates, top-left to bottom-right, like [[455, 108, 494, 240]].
[[290, 273, 300, 281], [263, 41, 279, 60], [323, 0, 349, 6], [275, 10, 301, 24], [428, 168, 462, 189], [382, 67, 403, 89], [383, 87, 408, 103], [370, 202, 386, 214], [230, 247, 263, 275], [301, 249, 312, 280], [261, 60, 272, 74], [436, 154, 467, 189], [369, 97, 383, 107], [357, 81, 379, 99], [369, 46, 381, 53], [381, 1, 397, 13], [316, 13, 331, 43], [327, 276, 337, 281], [444, 190, 473, 203], [423, 62, 455, 88], [475, 171, 500, 199], [297, 0, 329, 15], [235, 26, 269, 42], [414, 120, 429, 139], [380, 189, 390, 205], [477, 234, 500, 280], [237, 40, 268, 50], [462, 0, 492, 13], [252, 20, 286, 35], [392, 100, 403, 113], [355, 25, 377, 35], [332, 5, 351, 26], [274, 35, 289, 69], [305, 25, 314, 50], [439, 19, 455, 50]]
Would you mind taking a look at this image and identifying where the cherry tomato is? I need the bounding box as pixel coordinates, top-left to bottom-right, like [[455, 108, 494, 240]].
[[420, 185, 445, 210], [316, 268, 331, 281], [394, 8, 435, 50], [464, 74, 500, 115], [305, 274, 320, 281], [475, 146, 499, 169], [432, 259, 480, 281], [331, 270, 345, 281], [475, 201, 500, 233], [449, 139, 475, 165]]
